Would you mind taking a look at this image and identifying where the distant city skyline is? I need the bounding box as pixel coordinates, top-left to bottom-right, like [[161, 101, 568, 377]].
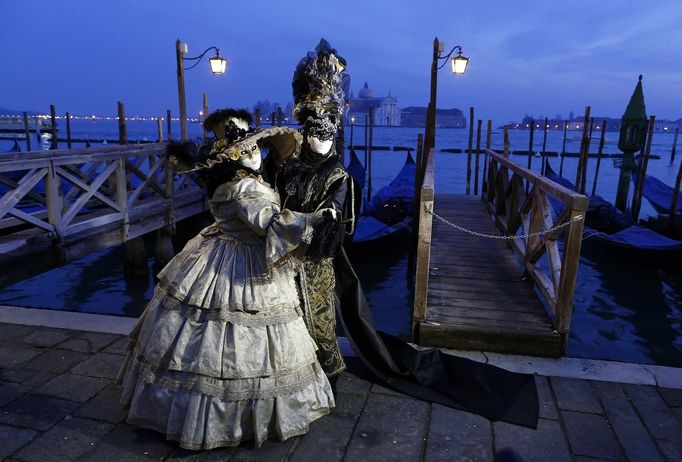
[[2, 1, 681, 124]]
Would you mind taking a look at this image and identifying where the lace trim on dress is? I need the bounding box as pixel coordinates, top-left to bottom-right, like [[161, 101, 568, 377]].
[[131, 357, 320, 401], [152, 286, 301, 325]]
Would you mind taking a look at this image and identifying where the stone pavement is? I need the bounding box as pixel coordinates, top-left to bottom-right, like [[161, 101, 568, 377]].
[[1, 322, 681, 462]]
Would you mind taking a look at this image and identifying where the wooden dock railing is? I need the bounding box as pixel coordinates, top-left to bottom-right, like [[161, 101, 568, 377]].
[[411, 147, 435, 337], [0, 143, 207, 287], [482, 149, 589, 349]]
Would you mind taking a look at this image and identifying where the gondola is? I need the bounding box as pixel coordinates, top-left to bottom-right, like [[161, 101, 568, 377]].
[[348, 149, 415, 247], [544, 164, 682, 259], [631, 169, 682, 215]]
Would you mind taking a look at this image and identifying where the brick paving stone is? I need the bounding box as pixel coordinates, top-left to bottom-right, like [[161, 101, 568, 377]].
[[344, 393, 429, 462], [56, 331, 119, 353], [535, 375, 559, 420], [672, 407, 682, 426], [561, 411, 622, 461], [426, 404, 491, 462], [101, 336, 130, 355], [169, 446, 238, 461], [78, 423, 175, 462], [590, 381, 626, 400], [656, 439, 682, 462], [74, 384, 128, 424], [13, 416, 114, 462], [371, 383, 409, 397], [70, 352, 124, 380], [624, 384, 682, 443], [335, 371, 370, 396], [0, 343, 42, 369], [21, 328, 76, 348], [20, 349, 87, 374], [333, 391, 366, 417], [18, 371, 56, 388], [657, 388, 682, 408], [232, 437, 298, 461], [551, 377, 602, 414], [1, 368, 36, 384], [494, 418, 570, 462], [289, 414, 357, 462], [0, 423, 37, 460], [2, 369, 56, 388], [0, 383, 30, 407], [34, 373, 111, 403], [0, 323, 36, 342], [602, 398, 664, 462], [0, 394, 79, 431]]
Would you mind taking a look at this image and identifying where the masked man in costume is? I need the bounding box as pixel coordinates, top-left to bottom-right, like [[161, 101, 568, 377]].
[[271, 39, 541, 430], [269, 39, 355, 385]]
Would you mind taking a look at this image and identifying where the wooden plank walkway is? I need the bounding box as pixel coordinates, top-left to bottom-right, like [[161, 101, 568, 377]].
[[416, 194, 563, 357]]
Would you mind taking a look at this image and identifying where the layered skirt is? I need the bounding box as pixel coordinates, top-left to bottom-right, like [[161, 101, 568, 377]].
[[118, 229, 334, 450]]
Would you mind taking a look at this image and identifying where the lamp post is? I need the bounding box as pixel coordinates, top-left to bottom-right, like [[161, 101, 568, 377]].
[[615, 75, 648, 212], [425, 38, 469, 156], [175, 39, 227, 140]]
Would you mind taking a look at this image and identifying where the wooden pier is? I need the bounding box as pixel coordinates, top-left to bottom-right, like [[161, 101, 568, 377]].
[[0, 143, 207, 288], [412, 148, 588, 357]]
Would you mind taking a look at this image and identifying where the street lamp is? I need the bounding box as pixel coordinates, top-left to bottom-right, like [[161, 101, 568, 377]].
[[425, 38, 468, 154], [175, 39, 227, 140]]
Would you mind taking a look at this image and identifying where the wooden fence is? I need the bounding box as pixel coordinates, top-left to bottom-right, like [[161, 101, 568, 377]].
[[0, 143, 207, 287], [483, 149, 588, 347]]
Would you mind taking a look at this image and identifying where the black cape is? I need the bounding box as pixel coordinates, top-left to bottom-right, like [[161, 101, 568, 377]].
[[334, 248, 539, 428]]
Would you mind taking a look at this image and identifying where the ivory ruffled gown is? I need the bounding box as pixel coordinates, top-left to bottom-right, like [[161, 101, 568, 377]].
[[118, 176, 334, 450]]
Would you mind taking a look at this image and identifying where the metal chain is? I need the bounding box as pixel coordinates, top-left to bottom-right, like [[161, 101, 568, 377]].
[[424, 205, 584, 241]]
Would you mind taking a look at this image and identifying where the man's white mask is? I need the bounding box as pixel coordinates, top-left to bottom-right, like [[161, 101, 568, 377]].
[[306, 136, 334, 156]]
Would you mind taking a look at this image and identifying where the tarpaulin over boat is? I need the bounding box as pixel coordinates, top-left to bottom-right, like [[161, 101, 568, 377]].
[[632, 170, 682, 214]]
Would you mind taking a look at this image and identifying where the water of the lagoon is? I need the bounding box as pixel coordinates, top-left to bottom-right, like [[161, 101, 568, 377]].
[[1, 119, 681, 367]]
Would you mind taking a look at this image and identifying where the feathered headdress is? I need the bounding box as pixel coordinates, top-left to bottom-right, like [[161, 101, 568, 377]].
[[292, 39, 349, 132]]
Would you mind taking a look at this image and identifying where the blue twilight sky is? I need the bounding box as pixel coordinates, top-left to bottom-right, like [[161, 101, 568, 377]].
[[1, 0, 681, 123]]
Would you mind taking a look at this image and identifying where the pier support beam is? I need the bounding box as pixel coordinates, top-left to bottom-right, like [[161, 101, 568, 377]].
[[124, 237, 149, 280], [154, 226, 175, 275]]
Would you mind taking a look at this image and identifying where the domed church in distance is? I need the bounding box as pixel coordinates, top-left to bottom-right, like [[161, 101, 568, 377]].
[[345, 82, 401, 126]]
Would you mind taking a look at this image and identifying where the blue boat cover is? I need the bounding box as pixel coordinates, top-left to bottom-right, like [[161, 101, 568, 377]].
[[365, 152, 416, 223], [632, 171, 682, 214], [544, 164, 682, 251]]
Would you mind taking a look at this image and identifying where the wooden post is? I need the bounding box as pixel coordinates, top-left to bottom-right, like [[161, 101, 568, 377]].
[[416, 133, 424, 191], [574, 107, 591, 193], [176, 39, 188, 140], [482, 119, 492, 196], [270, 112, 275, 127], [154, 226, 175, 275], [166, 109, 172, 139], [580, 119, 595, 194], [671, 127, 679, 163], [49, 104, 57, 150], [669, 158, 682, 234], [202, 93, 208, 142], [466, 107, 474, 195], [117, 101, 127, 145], [426, 37, 440, 152], [255, 108, 261, 129], [474, 119, 482, 195], [409, 133, 425, 277], [65, 112, 72, 149], [503, 124, 509, 156], [367, 107, 374, 202], [559, 120, 568, 176], [22, 112, 31, 151], [277, 107, 283, 127], [157, 117, 164, 142], [541, 117, 548, 175], [632, 116, 656, 221], [364, 112, 369, 169], [591, 120, 607, 197], [526, 119, 534, 194], [45, 160, 64, 255]]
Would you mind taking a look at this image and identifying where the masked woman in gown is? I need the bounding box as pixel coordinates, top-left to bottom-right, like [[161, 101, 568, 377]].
[[118, 111, 336, 450]]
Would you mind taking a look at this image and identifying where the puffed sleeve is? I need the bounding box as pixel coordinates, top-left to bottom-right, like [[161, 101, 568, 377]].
[[233, 194, 315, 266]]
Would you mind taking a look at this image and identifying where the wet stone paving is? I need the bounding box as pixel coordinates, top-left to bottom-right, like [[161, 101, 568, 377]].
[[0, 322, 681, 461]]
